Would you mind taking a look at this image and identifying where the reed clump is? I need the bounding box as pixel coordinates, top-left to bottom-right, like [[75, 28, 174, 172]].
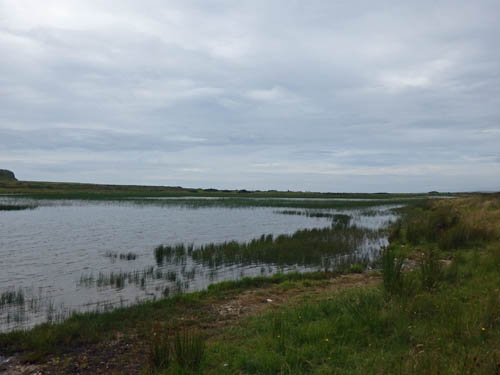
[[146, 328, 205, 373], [154, 220, 381, 269], [147, 329, 170, 374], [275, 210, 351, 224], [0, 288, 25, 308], [104, 251, 138, 261]]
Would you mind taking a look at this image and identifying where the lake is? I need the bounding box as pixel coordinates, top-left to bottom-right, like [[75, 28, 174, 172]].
[[0, 197, 397, 331]]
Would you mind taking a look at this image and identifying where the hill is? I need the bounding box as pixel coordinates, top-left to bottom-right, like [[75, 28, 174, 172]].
[[0, 169, 17, 181]]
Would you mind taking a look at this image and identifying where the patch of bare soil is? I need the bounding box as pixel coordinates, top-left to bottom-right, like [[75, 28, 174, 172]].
[[2, 272, 380, 375]]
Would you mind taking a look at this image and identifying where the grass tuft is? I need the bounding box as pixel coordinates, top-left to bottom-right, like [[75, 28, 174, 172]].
[[381, 247, 404, 296], [173, 329, 205, 371]]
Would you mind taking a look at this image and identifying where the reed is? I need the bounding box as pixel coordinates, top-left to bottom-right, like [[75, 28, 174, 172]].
[[0, 288, 25, 308], [104, 251, 138, 261], [154, 223, 381, 269]]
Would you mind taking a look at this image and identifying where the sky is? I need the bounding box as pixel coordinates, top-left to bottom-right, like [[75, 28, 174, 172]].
[[1, 0, 499, 192]]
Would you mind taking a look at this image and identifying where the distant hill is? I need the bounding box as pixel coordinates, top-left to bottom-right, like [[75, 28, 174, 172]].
[[0, 169, 17, 181]]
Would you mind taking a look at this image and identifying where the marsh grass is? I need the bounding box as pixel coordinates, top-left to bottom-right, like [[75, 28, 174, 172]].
[[155, 244, 193, 265], [155, 223, 381, 269], [275, 210, 351, 224], [0, 288, 25, 308], [104, 251, 138, 261], [78, 266, 182, 290]]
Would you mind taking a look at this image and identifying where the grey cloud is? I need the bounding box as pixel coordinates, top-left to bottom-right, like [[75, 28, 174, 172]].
[[1, 0, 500, 192], [0, 127, 204, 152]]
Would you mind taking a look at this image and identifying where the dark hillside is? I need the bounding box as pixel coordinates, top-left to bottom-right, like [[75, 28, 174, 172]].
[[0, 169, 16, 181]]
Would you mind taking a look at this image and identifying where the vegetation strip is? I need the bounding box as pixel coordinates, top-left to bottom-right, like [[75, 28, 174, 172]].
[[0, 179, 450, 199], [0, 204, 37, 211]]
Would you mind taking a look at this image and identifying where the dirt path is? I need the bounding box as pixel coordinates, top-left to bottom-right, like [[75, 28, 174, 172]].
[[1, 272, 380, 375]]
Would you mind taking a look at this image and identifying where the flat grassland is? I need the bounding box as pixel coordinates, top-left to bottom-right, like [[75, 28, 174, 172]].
[[0, 179, 447, 200], [0, 192, 498, 374]]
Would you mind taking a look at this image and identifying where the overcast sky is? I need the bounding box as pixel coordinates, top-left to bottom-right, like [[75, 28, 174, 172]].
[[1, 1, 499, 192]]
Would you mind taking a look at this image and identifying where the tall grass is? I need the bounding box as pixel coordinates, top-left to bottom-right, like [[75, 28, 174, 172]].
[[147, 329, 170, 374], [419, 248, 442, 291], [173, 329, 205, 371], [401, 196, 499, 250]]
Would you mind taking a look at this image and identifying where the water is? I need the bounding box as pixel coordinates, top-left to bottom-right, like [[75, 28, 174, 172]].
[[0, 198, 397, 331]]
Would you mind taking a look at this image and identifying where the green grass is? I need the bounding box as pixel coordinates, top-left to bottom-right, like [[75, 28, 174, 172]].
[[0, 271, 335, 362], [199, 246, 499, 374], [192, 196, 500, 374]]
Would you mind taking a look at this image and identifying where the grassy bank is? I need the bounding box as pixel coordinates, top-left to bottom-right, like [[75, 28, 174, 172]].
[[0, 272, 336, 362], [1, 195, 498, 374], [193, 195, 499, 374]]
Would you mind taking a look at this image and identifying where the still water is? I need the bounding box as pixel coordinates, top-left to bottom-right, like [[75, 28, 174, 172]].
[[0, 198, 396, 331]]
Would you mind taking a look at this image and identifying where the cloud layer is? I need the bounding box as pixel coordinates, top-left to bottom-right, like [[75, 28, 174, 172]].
[[1, 0, 499, 192]]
